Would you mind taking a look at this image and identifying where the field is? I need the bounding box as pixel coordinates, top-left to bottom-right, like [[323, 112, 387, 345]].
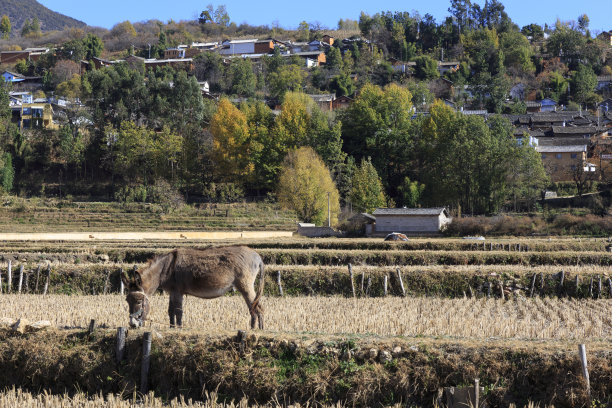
[[0, 232, 611, 407]]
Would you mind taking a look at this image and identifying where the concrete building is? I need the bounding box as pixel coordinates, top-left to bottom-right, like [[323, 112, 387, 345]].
[[370, 208, 452, 236], [536, 145, 587, 181]]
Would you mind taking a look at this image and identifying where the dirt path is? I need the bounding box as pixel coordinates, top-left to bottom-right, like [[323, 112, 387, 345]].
[[0, 231, 293, 241]]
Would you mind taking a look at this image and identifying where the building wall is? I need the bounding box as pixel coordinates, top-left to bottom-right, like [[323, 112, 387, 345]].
[[0, 51, 30, 64], [254, 41, 274, 54], [540, 151, 584, 181], [374, 215, 442, 233], [219, 42, 255, 55]]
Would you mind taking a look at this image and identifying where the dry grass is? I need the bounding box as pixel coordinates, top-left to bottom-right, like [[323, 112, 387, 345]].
[[0, 387, 556, 408], [0, 388, 350, 407], [2, 294, 611, 340]]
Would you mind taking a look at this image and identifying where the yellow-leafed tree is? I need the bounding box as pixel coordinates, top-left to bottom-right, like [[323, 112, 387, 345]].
[[210, 98, 254, 183], [277, 147, 340, 226]]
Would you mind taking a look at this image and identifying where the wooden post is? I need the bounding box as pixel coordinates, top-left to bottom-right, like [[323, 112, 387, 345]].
[[116, 327, 126, 363], [597, 276, 602, 299], [43, 265, 50, 295], [474, 378, 480, 408], [17, 265, 23, 293], [6, 260, 11, 293], [103, 269, 110, 295], [540, 272, 544, 292], [88, 319, 96, 335], [589, 277, 594, 298], [558, 270, 565, 295], [518, 243, 521, 252], [383, 275, 388, 296], [365, 277, 372, 297], [119, 268, 125, 295], [578, 344, 590, 398], [396, 269, 405, 297], [348, 264, 355, 298], [499, 281, 505, 300], [575, 275, 580, 296], [468, 285, 474, 298], [360, 271, 365, 296], [529, 273, 537, 298], [140, 332, 152, 393], [34, 265, 40, 293], [23, 272, 28, 293], [0, 271, 2, 294], [276, 270, 283, 296], [608, 278, 612, 298]]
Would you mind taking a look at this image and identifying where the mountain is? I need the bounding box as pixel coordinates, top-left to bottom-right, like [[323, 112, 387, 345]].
[[0, 0, 85, 33]]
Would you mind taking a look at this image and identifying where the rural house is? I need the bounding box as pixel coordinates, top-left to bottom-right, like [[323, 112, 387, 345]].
[[536, 145, 587, 181], [370, 208, 452, 236]]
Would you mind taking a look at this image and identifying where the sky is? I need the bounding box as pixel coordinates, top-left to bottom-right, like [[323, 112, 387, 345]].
[[38, 0, 611, 33]]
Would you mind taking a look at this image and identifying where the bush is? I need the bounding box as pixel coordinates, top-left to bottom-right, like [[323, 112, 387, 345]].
[[148, 179, 185, 212], [202, 182, 245, 203]]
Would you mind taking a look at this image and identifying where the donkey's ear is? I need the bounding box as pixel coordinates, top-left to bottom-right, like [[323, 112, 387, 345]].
[[134, 271, 143, 288], [120, 270, 130, 287]]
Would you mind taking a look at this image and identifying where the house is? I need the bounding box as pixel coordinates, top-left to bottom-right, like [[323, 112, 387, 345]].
[[598, 31, 612, 46], [292, 51, 326, 67], [599, 99, 612, 113], [0, 48, 49, 64], [218, 39, 258, 55], [536, 145, 586, 181], [11, 103, 58, 130], [322, 35, 334, 46], [1, 71, 43, 91], [370, 208, 452, 236], [525, 101, 542, 113], [510, 83, 526, 100], [437, 61, 460, 75], [124, 55, 194, 72], [596, 76, 612, 92], [347, 213, 376, 235], [308, 94, 335, 111], [540, 98, 557, 112], [164, 48, 186, 59], [332, 95, 353, 110]]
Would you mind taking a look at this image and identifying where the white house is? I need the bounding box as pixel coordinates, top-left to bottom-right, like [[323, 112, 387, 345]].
[[370, 208, 452, 235]]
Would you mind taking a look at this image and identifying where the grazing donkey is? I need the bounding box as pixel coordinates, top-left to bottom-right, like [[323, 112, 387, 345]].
[[121, 246, 265, 329]]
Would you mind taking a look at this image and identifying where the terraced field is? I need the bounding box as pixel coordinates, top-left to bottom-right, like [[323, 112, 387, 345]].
[[0, 234, 610, 407]]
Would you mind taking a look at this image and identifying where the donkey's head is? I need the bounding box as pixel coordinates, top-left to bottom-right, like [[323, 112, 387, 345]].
[[121, 268, 150, 328]]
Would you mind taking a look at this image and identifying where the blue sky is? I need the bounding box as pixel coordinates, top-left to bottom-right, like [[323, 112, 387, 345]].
[[38, 0, 610, 33]]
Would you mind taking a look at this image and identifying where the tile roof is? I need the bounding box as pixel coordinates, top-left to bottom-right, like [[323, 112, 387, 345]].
[[551, 126, 601, 135], [536, 145, 587, 153]]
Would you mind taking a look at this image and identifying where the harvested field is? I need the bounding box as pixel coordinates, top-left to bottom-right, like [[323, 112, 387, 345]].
[[3, 294, 611, 340]]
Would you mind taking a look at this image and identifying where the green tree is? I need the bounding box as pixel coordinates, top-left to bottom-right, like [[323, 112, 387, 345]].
[[499, 30, 535, 74], [414, 55, 440, 80], [0, 15, 10, 39], [277, 147, 340, 225], [297, 21, 310, 42], [268, 64, 305, 100], [398, 177, 424, 208], [349, 157, 386, 213], [114, 121, 156, 186], [571, 65, 598, 106], [0, 152, 14, 192], [83, 33, 104, 60], [229, 58, 256, 97]]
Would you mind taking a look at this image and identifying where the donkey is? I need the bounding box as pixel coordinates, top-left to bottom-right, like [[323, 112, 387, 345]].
[[120, 246, 265, 330]]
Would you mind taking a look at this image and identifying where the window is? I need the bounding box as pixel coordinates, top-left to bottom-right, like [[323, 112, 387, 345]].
[[571, 153, 577, 159], [22, 119, 30, 129], [22, 107, 31, 115], [556, 153, 562, 159], [32, 109, 43, 118]]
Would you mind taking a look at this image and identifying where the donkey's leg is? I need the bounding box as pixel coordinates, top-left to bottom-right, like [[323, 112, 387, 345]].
[[168, 297, 176, 328], [236, 283, 258, 329], [170, 292, 184, 327]]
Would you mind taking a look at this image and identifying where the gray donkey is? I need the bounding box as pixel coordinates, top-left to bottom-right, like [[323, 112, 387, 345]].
[[121, 246, 265, 329]]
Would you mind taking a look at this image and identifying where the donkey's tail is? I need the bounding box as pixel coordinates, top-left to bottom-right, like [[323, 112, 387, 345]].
[[250, 259, 265, 313]]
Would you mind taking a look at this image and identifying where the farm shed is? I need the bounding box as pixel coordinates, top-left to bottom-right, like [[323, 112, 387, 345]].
[[370, 208, 451, 236]]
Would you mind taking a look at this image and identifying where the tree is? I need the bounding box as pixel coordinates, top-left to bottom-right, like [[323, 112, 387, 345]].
[[414, 55, 440, 80], [297, 21, 310, 42], [0, 152, 14, 192], [110, 21, 137, 38], [398, 177, 424, 208], [229, 58, 256, 97], [277, 147, 340, 226], [83, 33, 104, 60], [571, 65, 598, 107], [114, 121, 156, 186], [349, 157, 386, 213], [499, 30, 535, 74], [0, 15, 10, 40], [268, 64, 305, 100], [210, 98, 254, 183]]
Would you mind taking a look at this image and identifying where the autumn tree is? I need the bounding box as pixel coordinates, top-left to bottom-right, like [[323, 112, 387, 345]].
[[0, 15, 10, 39], [277, 147, 340, 226], [349, 157, 387, 213], [210, 98, 254, 183]]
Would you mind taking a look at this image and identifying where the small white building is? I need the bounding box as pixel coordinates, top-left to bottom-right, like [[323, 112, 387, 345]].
[[371, 208, 452, 235]]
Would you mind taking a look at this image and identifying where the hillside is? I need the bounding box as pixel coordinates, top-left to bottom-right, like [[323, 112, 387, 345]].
[[0, 0, 85, 33]]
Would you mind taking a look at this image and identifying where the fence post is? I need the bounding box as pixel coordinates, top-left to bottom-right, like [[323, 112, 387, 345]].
[[7, 260, 11, 293], [88, 319, 96, 335], [597, 276, 602, 299], [589, 277, 594, 298], [103, 269, 110, 295], [360, 271, 365, 296], [499, 281, 505, 301], [276, 270, 283, 296], [34, 265, 41, 293], [119, 268, 125, 295], [23, 271, 28, 293], [383, 275, 388, 296], [348, 264, 355, 298], [116, 327, 126, 364], [141, 332, 153, 393], [17, 265, 23, 293], [474, 378, 480, 408], [578, 344, 590, 398], [529, 273, 537, 298], [558, 270, 565, 295], [608, 278, 612, 298], [396, 268, 405, 297], [43, 265, 51, 295], [365, 277, 372, 297]]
